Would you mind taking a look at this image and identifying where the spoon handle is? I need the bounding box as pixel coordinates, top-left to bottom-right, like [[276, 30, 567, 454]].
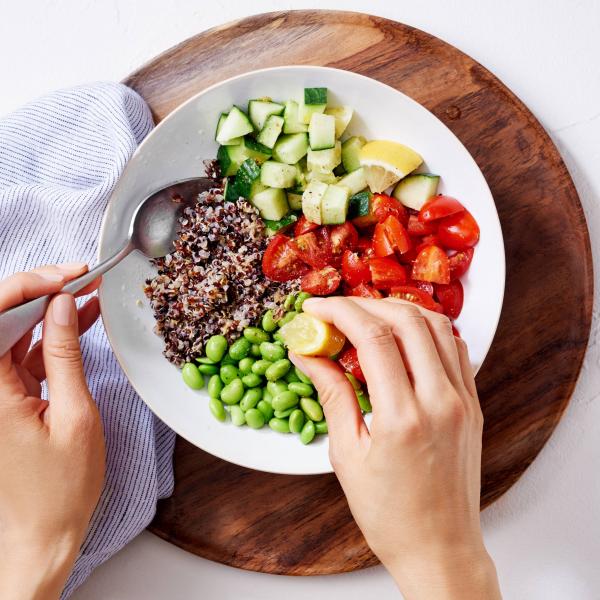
[[0, 242, 133, 357]]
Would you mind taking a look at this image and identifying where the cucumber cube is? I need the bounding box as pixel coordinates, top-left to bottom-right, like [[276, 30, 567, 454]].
[[321, 185, 350, 225], [257, 115, 284, 149], [217, 144, 249, 177], [341, 136, 366, 172], [299, 102, 326, 125], [306, 170, 338, 184], [338, 167, 367, 196], [302, 180, 328, 225], [283, 100, 308, 134], [248, 100, 284, 131], [309, 113, 336, 150], [215, 112, 242, 146], [244, 137, 272, 161], [392, 173, 440, 210], [325, 106, 354, 138], [216, 106, 253, 145], [252, 187, 290, 221], [348, 191, 372, 219], [304, 88, 328, 105], [234, 159, 263, 199], [272, 133, 309, 165], [287, 190, 303, 211], [307, 141, 342, 173], [260, 161, 298, 188]]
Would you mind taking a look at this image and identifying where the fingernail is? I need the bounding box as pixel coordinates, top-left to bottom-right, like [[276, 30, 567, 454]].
[[56, 262, 87, 273], [37, 272, 64, 282], [52, 294, 76, 326]]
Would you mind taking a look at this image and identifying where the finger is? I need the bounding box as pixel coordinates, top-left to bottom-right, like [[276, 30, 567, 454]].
[[455, 336, 478, 400], [23, 296, 100, 382], [302, 297, 413, 420], [0, 271, 65, 314], [290, 353, 368, 463], [14, 363, 42, 397]]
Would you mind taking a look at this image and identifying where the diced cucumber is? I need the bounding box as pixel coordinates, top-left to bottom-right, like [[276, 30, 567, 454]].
[[321, 184, 350, 225], [304, 88, 328, 105], [348, 191, 372, 219], [299, 102, 326, 125], [248, 100, 284, 131], [216, 107, 253, 144], [341, 136, 366, 172], [234, 159, 264, 199], [217, 144, 250, 176], [215, 113, 242, 146], [325, 106, 354, 138], [260, 161, 298, 188], [309, 113, 336, 150], [244, 137, 272, 160], [257, 115, 284, 149], [287, 190, 303, 211], [338, 167, 367, 196], [223, 177, 240, 201], [307, 141, 342, 173], [294, 164, 307, 189], [306, 170, 338, 184], [392, 173, 440, 210], [283, 100, 308, 134], [272, 133, 309, 165], [251, 187, 290, 221], [302, 180, 328, 224], [263, 213, 298, 232]]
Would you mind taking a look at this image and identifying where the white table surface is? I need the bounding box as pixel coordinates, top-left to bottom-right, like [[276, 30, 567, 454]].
[[2, 1, 599, 598]]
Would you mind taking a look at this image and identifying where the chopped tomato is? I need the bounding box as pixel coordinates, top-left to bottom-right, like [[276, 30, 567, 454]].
[[407, 214, 436, 236], [301, 266, 342, 296], [437, 210, 480, 250], [390, 285, 441, 311], [383, 215, 411, 254], [338, 347, 366, 383], [412, 245, 450, 284], [419, 195, 465, 222], [407, 278, 435, 296], [415, 234, 442, 254], [373, 222, 395, 257], [289, 231, 331, 269], [262, 234, 310, 282], [330, 222, 359, 258], [294, 214, 319, 237], [345, 282, 383, 298], [435, 280, 464, 319], [341, 250, 371, 287], [371, 194, 408, 225], [448, 248, 474, 280], [397, 245, 419, 264], [356, 237, 375, 258], [369, 256, 407, 289]]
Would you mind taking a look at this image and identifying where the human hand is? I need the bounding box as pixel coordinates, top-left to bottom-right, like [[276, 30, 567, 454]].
[[291, 297, 501, 600], [0, 264, 105, 600]]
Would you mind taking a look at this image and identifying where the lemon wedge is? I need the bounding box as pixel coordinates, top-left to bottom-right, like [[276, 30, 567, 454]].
[[359, 140, 423, 193], [279, 313, 346, 357]]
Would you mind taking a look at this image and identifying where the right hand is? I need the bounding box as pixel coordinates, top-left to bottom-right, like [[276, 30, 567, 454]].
[[291, 297, 501, 600]]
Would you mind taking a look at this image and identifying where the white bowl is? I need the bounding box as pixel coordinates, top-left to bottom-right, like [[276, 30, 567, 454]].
[[98, 66, 505, 475]]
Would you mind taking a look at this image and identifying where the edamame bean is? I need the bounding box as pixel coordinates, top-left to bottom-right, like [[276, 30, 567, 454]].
[[274, 408, 294, 418], [262, 388, 273, 405], [272, 332, 285, 344], [315, 420, 328, 434], [284, 293, 297, 311], [230, 405, 246, 426], [295, 367, 312, 384], [300, 397, 323, 422], [220, 364, 238, 385], [220, 378, 245, 405], [294, 291, 312, 312], [197, 363, 219, 375], [356, 390, 372, 413], [229, 337, 251, 361], [345, 372, 362, 391], [243, 327, 270, 344], [288, 409, 305, 433], [240, 388, 262, 411], [182, 363, 204, 390], [238, 357, 255, 375], [265, 358, 291, 381], [261, 309, 278, 332], [251, 359, 272, 375], [205, 335, 228, 362], [259, 341, 286, 362], [221, 353, 238, 365], [207, 374, 223, 399], [284, 369, 301, 384], [272, 390, 299, 412], [266, 380, 288, 397], [245, 408, 265, 429], [269, 418, 290, 433], [278, 310, 297, 327], [250, 343, 262, 357], [209, 398, 227, 422], [300, 420, 316, 445], [197, 356, 217, 365], [241, 373, 262, 388], [256, 400, 274, 421], [287, 382, 313, 397]]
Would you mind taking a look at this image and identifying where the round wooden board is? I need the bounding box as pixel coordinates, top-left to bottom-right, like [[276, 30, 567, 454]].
[[124, 11, 593, 575]]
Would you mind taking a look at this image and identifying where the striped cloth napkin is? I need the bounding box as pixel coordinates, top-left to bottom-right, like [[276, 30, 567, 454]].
[[0, 83, 176, 598]]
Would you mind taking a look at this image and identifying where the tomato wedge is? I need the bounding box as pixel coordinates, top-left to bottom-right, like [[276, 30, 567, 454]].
[[356, 237, 375, 258], [372, 193, 408, 225], [412, 245, 450, 284], [390, 285, 441, 311], [419, 195, 465, 222], [341, 250, 371, 287], [345, 282, 383, 298], [437, 210, 480, 250], [435, 280, 464, 319], [300, 266, 342, 296], [330, 222, 359, 258], [448, 247, 474, 280], [406, 278, 435, 297], [369, 256, 407, 289], [338, 347, 366, 383], [289, 231, 331, 269], [262, 234, 310, 282], [373, 222, 395, 257], [383, 215, 411, 254], [407, 214, 436, 236], [294, 214, 319, 237]]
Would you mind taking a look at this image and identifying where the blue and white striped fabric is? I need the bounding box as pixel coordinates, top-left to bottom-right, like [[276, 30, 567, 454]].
[[0, 83, 176, 597]]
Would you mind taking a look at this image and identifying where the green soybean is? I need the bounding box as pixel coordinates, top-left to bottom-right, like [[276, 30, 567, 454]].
[[272, 331, 285, 344], [278, 310, 297, 327], [294, 292, 312, 312], [240, 387, 262, 411], [288, 382, 313, 397], [269, 417, 291, 433], [262, 388, 273, 405], [284, 293, 297, 311], [315, 420, 328, 434], [245, 408, 265, 429], [265, 359, 292, 381], [288, 409, 305, 433], [197, 363, 219, 375], [267, 380, 288, 397], [197, 356, 217, 365], [220, 364, 238, 385], [356, 390, 372, 413], [207, 375, 223, 399], [284, 369, 301, 384], [274, 408, 295, 418], [209, 398, 227, 422], [205, 335, 228, 362], [220, 378, 245, 405], [250, 343, 262, 357], [345, 373, 362, 391], [300, 420, 316, 445], [243, 327, 270, 344], [241, 373, 262, 388], [294, 367, 312, 384], [272, 390, 299, 412], [230, 405, 246, 426], [229, 337, 251, 360], [251, 359, 272, 375], [238, 357, 255, 375], [182, 363, 204, 390], [259, 341, 286, 362], [256, 399, 274, 421], [300, 397, 324, 422], [261, 309, 278, 332], [221, 353, 238, 366]]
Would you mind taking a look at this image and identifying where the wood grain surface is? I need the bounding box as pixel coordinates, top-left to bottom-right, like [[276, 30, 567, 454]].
[[124, 10, 593, 575]]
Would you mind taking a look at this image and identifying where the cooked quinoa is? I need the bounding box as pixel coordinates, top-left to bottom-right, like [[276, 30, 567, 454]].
[[144, 187, 298, 366]]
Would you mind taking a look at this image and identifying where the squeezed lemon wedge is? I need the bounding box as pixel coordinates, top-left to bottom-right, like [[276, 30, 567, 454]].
[[279, 313, 346, 357]]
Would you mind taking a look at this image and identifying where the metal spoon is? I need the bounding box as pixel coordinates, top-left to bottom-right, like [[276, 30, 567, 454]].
[[0, 177, 216, 356]]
